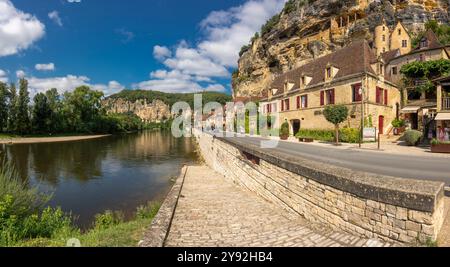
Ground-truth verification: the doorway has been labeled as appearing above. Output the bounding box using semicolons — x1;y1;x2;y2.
378;116;385;134
292;119;301;136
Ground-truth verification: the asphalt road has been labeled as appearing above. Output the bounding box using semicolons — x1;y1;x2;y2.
224;136;450;185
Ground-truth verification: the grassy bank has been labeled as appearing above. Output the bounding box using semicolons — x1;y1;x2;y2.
15;203;160;247
0;159;160;247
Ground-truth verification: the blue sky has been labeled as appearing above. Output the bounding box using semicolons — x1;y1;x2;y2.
0;0;286;96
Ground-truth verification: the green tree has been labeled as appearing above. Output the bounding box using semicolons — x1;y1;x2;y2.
45;88;62;133
61;86;104;133
323;105;349;145
7;83;18;133
31;93;52;134
16;79;30;135
0;82;8;132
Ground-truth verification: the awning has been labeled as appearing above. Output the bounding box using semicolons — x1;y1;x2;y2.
400;106;421;114
435;113;450;121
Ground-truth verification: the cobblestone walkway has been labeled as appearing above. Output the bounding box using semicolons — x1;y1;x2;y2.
165;166;391;247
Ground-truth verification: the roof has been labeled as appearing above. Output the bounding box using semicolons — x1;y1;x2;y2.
412;29;442;51
380;49;400;64
268;40;379;97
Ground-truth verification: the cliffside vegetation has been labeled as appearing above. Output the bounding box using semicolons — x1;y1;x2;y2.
412;20;450;46
400;59;450;92
108;90;232;109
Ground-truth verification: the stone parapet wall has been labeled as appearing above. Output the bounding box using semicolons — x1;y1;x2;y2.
195;131;445;244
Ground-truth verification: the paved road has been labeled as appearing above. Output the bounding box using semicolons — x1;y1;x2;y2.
224;136;450;185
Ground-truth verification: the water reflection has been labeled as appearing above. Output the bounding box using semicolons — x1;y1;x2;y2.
0;131;197;228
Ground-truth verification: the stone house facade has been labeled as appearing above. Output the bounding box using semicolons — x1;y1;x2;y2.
260;40;401;135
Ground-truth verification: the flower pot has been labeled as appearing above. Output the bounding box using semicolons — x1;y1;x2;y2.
280;135;289;140
431;143;450;153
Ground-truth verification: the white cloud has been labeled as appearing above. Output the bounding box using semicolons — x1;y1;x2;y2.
116;28;135;44
35;63;55;71
133;70;225;93
153;45;172;61
145;0;285;93
0;69;8;83
16;70;25;78
48;11;63;27
23;75;123;97
0;0;45;57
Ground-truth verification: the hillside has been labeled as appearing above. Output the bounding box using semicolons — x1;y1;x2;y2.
232;0;450;98
104;90;232;122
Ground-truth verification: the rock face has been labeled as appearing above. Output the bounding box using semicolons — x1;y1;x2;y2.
233;0;450;98
103;98;171;122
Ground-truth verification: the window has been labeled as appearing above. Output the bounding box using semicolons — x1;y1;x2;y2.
352;84;362;102
419;54;425;62
301;76;305;86
382;26;385;31
376;87;388;105
402;40;408;48
281;99;290;111
398;29;401;35
382;35;386;42
420;39;428;49
326;67;332;79
321;89;335;106
301;95;308;109
392;66;398;75
379;63;384;75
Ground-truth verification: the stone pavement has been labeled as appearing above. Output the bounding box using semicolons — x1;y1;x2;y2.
165;166;392;247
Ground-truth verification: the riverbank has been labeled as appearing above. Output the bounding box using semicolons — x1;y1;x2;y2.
0;134;111;144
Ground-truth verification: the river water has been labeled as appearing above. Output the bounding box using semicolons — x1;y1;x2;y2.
0;131;197;229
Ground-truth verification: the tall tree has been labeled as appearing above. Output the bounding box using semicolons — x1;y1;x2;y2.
7;83;18;133
16;79;30;135
323;105;349;145
0;82;8;132
45;88;62;133
31;93;52;134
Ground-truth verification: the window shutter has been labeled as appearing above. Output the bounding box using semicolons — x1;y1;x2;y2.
376;87;380;104
297;96;300;109
305;95;308;108
281;100;284;111
286;99;290;111
320;91;324;106
331;89;335;105
384;89;388;105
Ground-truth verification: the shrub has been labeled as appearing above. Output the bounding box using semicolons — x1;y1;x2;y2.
392;119;406;128
94;210;124;230
135;202;161;220
280;121;290;139
404;130;423;146
296;129;334;142
340;128;361;144
323;105;349;144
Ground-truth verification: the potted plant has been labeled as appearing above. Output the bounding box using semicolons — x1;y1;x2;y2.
280;121;290;140
392;119;406;135
431;139;450;153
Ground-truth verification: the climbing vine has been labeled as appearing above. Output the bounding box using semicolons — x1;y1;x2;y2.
400;59;450;92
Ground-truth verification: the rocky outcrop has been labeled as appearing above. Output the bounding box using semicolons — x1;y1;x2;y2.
103;98;171;122
233;0;449;98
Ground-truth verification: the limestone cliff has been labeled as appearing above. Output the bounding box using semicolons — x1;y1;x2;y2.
232;0;450;98
103;98;171;123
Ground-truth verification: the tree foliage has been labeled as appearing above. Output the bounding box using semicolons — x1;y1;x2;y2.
0;82;8;131
400;59;450;92
323;105;349;145
412;20;450;47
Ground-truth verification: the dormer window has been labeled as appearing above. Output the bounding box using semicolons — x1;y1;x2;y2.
284;81;294;91
379;63;384;75
300;75;311;88
301;76;305;86
420;39;428;49
326;67;332;79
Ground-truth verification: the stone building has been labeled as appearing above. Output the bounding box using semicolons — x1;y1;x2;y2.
260;40;401;135
374;20;411;56
384;29;450;131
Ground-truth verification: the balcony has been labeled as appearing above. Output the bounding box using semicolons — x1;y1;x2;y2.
443;97;450;111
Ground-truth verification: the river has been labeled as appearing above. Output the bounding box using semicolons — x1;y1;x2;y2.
0;131;197;229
